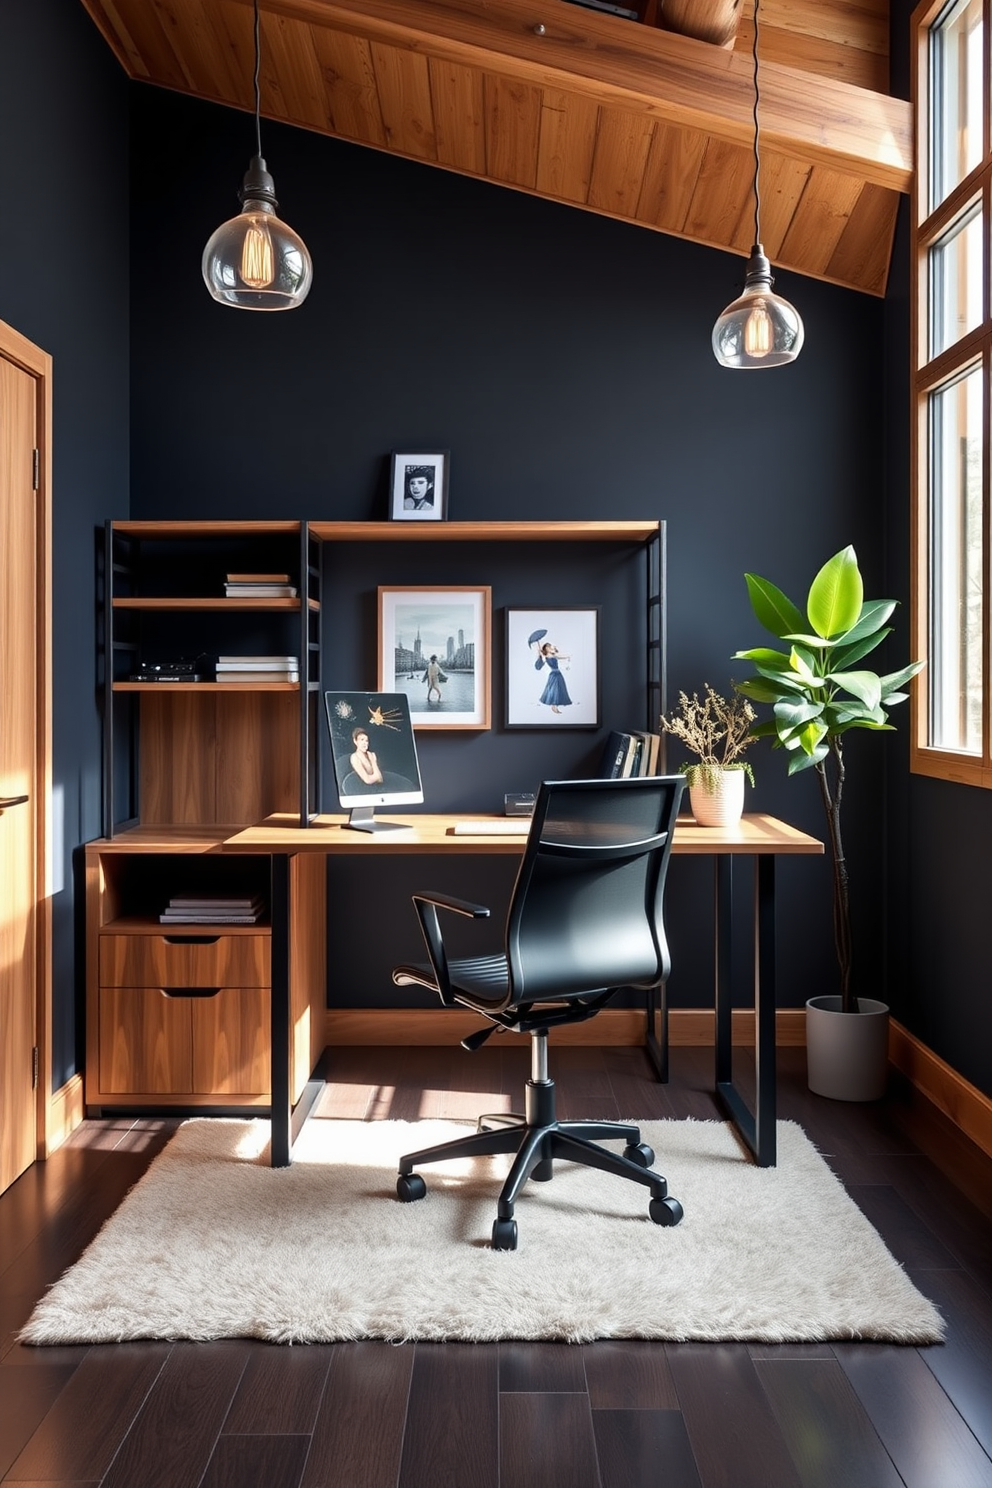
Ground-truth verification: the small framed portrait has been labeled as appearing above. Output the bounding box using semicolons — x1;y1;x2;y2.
505;607;601;728
389;450;449;522
378;585;491;729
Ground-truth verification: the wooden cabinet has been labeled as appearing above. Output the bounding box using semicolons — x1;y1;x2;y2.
85;833;325;1111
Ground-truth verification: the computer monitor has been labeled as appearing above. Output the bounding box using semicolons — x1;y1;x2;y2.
323;690;425;832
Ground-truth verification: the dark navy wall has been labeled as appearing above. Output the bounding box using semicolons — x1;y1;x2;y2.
128;85;893;1019
0;0;130;1085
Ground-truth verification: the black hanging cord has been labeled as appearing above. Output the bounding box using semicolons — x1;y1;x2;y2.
751;0;761;246
253;0;263;160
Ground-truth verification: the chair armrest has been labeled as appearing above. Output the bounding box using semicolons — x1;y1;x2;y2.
408;892;490;1008
412;891;490;919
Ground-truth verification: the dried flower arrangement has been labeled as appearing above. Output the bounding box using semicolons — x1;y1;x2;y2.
659;685;756;795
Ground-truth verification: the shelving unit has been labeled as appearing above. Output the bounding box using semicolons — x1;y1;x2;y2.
86;517;663;1115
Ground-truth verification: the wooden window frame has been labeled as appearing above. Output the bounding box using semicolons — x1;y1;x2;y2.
911;0;992;785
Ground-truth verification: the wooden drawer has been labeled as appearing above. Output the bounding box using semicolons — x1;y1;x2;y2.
100;933;269;988
99;985;270;1097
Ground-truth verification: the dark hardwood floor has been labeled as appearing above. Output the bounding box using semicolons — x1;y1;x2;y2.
2;1043;992;1488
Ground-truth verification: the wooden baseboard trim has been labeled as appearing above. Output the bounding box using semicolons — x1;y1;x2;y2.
889;1019;992;1164
45;1073;84;1155
325;1008;807;1047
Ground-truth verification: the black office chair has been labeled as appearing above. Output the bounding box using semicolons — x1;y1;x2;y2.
392;776;686;1250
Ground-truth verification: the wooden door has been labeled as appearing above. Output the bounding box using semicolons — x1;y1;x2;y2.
0;350;39;1193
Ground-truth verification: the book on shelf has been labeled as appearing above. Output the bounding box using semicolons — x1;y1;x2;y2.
165;894;264;909
215;657;299;669
630;729;662;776
597;729;633;779
223;583;298;598
159;912;264;924
224;573;290;584
215;670;300;683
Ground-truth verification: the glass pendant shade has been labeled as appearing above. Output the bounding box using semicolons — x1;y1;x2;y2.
203;156;312;311
712;245;804;368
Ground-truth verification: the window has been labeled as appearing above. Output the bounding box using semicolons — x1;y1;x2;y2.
912;0;990;785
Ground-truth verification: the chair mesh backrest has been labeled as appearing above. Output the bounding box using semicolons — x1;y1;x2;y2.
504;777;684;1005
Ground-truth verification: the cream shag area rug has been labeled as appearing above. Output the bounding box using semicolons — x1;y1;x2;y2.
22;1117;944;1346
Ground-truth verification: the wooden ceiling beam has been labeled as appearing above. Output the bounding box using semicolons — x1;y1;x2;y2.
658;0;743;49
247;0;910;192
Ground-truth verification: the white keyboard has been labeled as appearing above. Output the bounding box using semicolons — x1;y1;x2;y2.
451;819;531;835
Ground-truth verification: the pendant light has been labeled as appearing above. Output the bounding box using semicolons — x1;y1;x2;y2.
202;0;313;310
711;0;803;367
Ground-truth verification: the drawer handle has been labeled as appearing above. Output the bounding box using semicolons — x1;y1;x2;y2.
161;987;222;999
162;934;221;946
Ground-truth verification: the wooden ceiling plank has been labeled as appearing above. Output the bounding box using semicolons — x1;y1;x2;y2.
257;0;911;191
825;181;899;297
430;58;487;174
683;136;755;245
257;13;331;132
152;0;247;103
370;40;438;162
755;0;888;57
99;0;193;91
536;88;599;203
587;107;657;219
747;151;812;259
745;23;888;92
80;0;154;78
635;122;708;232
309;27;388;147
484;74;543;190
778;163;865;274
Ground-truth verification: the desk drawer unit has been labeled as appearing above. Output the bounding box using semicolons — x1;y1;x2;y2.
97;933;271;1102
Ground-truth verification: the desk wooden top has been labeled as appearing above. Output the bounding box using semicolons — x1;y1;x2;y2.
221;812;824;857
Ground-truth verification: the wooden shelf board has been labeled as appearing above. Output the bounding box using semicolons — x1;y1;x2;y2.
100;915;270;934
88;825;251;853
307;520;660;542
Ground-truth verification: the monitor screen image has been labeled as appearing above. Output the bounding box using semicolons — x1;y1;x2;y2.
323;691;424;832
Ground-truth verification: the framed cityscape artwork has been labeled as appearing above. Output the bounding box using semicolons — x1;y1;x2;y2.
378;585;491;729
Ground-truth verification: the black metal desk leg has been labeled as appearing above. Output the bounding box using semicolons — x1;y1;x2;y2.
714;855;733;1088
753;853;777;1167
269;852;292;1167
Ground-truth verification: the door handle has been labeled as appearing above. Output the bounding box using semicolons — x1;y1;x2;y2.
0;794;29;813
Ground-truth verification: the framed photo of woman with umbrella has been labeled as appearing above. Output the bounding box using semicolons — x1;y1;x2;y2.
504;608;600;728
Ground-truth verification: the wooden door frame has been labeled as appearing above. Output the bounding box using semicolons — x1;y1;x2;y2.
0;316;53;1160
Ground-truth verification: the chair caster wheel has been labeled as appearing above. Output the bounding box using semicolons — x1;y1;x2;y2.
624;1141;655;1168
397;1173;426;1203
492;1218;518;1251
649;1195;683;1227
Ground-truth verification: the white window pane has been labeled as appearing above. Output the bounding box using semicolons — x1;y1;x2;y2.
929;202;984;356
930;0;983;209
929;366;984;753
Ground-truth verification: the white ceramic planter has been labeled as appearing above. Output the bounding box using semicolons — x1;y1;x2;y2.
688;767;746;827
806;994;890;1101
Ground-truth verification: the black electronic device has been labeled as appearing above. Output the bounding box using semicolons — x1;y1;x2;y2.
130;659;204;683
324;690;424;832
504;792;536;816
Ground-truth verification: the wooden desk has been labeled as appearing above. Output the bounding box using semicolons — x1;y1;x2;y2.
224;812;823;1167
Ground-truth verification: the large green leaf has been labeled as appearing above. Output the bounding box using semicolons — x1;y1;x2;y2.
837;598;897;645
826;669;882;710
744;573;805;640
736;676;795;704
774;699;824;730
807;546;863;639
830;629;893;670
788;743;827;773
878;660;925;692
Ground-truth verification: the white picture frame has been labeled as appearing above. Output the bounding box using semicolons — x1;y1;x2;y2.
388;450;449;521
505;607;601;728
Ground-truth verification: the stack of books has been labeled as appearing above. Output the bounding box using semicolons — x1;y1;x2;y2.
215;655;300;683
159;893;266;924
598;728;662;779
224;572;298;598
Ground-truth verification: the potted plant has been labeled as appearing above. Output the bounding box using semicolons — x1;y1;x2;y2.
659;684;756;826
733;544;923;1099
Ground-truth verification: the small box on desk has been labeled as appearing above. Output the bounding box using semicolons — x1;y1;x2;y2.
504;792;536;817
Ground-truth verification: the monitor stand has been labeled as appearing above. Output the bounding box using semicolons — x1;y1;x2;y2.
344;805;412;834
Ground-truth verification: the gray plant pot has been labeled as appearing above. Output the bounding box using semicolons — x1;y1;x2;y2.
805;995;890;1102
